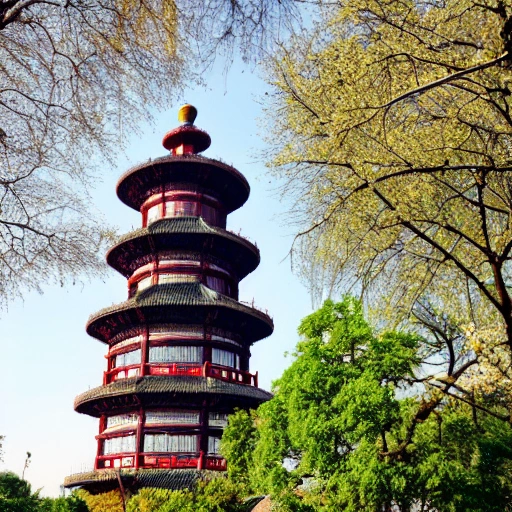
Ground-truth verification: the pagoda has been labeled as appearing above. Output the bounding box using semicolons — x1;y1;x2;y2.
64;105;273;491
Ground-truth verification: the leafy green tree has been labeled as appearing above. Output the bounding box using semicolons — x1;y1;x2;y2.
223;299;512;511
74;489;123;512
126;488;188;512
0;472;88;512
266;0;512;399
0;471;41;511
40;495;89;512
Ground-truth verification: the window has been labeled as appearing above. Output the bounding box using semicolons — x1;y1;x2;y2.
208;412;228;428
149;345;203;363
159;273;199;284
212;348;235;368
206;276;226;294
201;204;220;225
114;349;141;368
105;414;138;431
144;434;198;453
166;201;197;218
103;435;136;455
146;205;160;225
146;410;200;425
137;276;152;292
208;436;221;455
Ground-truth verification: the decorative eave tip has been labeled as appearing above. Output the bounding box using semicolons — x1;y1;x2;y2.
162;104;211;155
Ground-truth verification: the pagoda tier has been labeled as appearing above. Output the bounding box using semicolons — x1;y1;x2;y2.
64;105;274;491
106;217;260;288
116;154;250;218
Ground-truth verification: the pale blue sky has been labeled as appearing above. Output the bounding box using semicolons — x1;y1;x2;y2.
0;62;312;496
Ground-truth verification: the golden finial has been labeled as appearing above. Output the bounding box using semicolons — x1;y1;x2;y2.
178;104;197;125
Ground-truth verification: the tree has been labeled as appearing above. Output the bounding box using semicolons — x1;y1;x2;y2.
74;489;123;512
78;479;245;512
0;472;88;512
40;495;89;512
223;299;512;511
0;0;298;308
266;0;512;398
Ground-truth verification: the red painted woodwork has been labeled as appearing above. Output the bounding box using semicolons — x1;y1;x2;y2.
103;362;258;386
69;106;272;488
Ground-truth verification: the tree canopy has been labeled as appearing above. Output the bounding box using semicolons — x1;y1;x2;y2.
266;0;512;398
222;298;512;511
0;471;88;511
0;0;298;308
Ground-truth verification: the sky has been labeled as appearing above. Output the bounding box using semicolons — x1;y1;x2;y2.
0;61;313;497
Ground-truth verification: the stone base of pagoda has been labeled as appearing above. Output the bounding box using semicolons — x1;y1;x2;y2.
63;468;223;492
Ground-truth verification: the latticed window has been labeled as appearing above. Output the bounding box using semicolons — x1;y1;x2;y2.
103;435;136;455
144;434;198;453
206;275;227;294
208;412;228;428
159;273;199;284
146;205;160;225
200;204;223;225
145;410;200;425
115;349;141;367
165;201;198;218
105;413;138;431
212;348;239;368
149;345;203;363
208;436;222;454
138;275;153;292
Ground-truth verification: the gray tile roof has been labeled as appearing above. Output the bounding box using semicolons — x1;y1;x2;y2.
74;375;273;416
64;468;219;490
86;282;273;343
107;217;259;279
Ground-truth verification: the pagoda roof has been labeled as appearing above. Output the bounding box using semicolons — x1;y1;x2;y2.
74;376;273;416
107;217;259;279
64;468;213;490
116;154;250;213
87;282;273;343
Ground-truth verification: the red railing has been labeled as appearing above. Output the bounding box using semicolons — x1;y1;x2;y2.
204;362;258;387
96;452;226;471
104;362;258;387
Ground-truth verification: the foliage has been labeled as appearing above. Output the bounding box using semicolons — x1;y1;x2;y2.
74;489;123;512
0;0;298;308
223;299;512;511
0;471;87;512
76;478;245;512
40;495;89;512
266;0;512;398
125;488;189;512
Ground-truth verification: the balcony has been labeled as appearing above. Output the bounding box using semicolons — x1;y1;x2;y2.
104;362;258;387
96;452;226;471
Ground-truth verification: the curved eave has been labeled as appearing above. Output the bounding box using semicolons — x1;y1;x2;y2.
116;154;250;213
64;468;214;490
86;283;273;344
74;376;273;416
106;217;260;279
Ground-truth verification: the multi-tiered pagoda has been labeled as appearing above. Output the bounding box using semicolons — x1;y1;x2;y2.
64;105;273;491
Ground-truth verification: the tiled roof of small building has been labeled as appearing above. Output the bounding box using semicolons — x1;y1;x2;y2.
86;282;273;343
74;375;273;416
107;217;259;278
